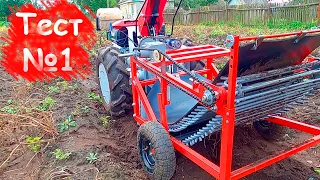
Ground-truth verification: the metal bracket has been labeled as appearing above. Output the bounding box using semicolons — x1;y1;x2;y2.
251;35;264;50
294;31;307;44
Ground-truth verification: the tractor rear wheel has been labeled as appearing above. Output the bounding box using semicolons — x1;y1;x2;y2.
253;120;286;140
97;47;132;117
137;121;176;180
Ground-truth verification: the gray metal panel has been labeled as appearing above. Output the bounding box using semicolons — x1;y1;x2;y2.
140;75;198;124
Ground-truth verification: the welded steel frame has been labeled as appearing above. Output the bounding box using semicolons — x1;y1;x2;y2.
130;30;320;180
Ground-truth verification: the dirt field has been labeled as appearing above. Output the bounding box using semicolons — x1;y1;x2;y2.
0;25;320;180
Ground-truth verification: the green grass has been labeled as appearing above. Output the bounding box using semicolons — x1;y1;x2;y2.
26;136;42;152
37;97;56;111
0;21;8;27
51;149;71;160
0;21;8;33
200;19;318;32
267;19;317;30
86;153;98;164
58;115;77;133
87;92;103;103
99;115;111;127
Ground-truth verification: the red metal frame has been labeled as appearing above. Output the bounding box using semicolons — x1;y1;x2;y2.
130;30;320;180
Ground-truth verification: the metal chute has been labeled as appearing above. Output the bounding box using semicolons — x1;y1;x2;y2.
214;34;320;83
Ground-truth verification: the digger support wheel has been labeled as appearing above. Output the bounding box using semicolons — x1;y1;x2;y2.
137;121;176;180
253;120;286;140
97;47;132;117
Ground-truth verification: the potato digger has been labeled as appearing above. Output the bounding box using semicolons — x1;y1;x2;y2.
96;0;320;179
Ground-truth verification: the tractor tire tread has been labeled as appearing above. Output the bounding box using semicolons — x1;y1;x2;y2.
253;120;287;140
112;74;123;90
116;63;131;76
120;84;133;95
97;46;132;117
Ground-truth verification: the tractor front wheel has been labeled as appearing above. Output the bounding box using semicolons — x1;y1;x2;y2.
97;47;132;117
137;121;176;180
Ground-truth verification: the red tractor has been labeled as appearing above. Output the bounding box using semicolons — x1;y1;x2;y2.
96;0;320;179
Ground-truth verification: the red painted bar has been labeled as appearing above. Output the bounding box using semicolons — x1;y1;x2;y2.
166;45;215;54
169;47;222;58
231;134;320;180
171;137;220;179
240;29;320;41
131;57;140;116
133;76;157;121
130;33;320;180
219;36;240;180
267;116;320;135
173;50;230;62
133;59;204;98
152;50;230;67
134;116;148;125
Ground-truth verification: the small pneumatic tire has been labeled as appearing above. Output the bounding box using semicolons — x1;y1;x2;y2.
253;120;286;140
137;121;176;180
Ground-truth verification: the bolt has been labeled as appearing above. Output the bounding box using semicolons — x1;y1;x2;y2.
226;112;230;116
132;103;135;106
133;114;136;117
226;120;229;124
202;95;207;102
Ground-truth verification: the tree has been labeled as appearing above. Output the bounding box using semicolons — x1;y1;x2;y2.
0;0;30;17
72;0;118;14
174;0;229;10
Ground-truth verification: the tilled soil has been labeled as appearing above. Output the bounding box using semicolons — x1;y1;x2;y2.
0;27;320;180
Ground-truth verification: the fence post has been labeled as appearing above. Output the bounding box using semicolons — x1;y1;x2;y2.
318;2;320;24
267;4;271;25
225;3;229;22
197;8;201;24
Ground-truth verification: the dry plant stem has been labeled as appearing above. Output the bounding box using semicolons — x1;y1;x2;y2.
82;167;100;180
3;168;24;174
0;144;20;169
48;171;72;180
0;113;57;135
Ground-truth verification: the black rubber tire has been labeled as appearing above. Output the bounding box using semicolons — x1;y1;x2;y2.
137;121;176;180
96;46;132;117
253;120;286;140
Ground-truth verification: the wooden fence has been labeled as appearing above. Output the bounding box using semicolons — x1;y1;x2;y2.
164;2;320;26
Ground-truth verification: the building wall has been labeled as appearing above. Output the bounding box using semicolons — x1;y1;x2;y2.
119;1;144;19
166;0;175;9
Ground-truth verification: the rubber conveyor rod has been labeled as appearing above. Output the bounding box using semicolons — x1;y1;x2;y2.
239;80;299;97
220;61;320;84
236;81;320;107
236;86;318;113
236;79;320;103
240;69;320;92
236;95;310;122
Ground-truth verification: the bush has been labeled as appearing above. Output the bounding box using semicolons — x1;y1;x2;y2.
0;21;9;27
